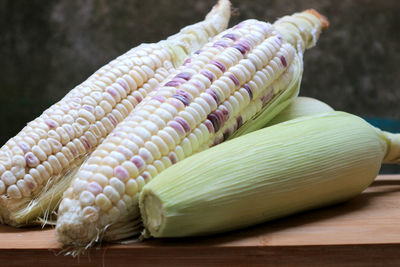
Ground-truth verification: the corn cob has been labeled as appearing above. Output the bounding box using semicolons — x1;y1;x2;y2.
0;0;231;226
139;111;399;238
56;9;328;247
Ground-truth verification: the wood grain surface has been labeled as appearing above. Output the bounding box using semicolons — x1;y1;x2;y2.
1;175;400;266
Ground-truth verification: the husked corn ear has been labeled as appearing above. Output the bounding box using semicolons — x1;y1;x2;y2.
139;111;395;238
56;9;327;247
0;0;231;226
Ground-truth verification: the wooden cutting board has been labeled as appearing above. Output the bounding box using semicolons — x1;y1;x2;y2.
1;175;400;267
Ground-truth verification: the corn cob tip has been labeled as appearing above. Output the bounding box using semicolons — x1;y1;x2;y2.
206;0;232;20
304;9;330;29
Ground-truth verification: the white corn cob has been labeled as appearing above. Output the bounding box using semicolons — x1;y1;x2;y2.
56;10;328;247
0;0;231;226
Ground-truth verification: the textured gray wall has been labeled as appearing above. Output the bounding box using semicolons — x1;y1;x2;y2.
1;0;399;168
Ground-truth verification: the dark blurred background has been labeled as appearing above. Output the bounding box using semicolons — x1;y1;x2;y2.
0;0;399;172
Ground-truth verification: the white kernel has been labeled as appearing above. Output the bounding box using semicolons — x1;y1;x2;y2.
7;185;21;199
0;180;5;194
161;156;172;169
104;185;120;203
146;165;158;178
110;151;126;163
125;179;138;196
138;147;154;164
11;166;25;179
48;138;62;154
82;206;99;223
181;138;192;156
12;155;26;168
153;160;165;173
101;117;114;132
110;177;125;195
136;176;146;191
175;146;185;161
101;156;119;168
121;161;139;178
48;155;62;174
95;193;112;211
32;145;47;162
72;123;84;137
79;190;95;206
56;152;69;169
17;179;31;197
163;127;180;146
2;171;16;186
92;173;109;187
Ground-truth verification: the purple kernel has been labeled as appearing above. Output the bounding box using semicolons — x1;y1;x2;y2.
243;83;253;100
223;130;231;141
83;105;94;113
236;116;243;128
206;89;220;105
168;152;178;164
152;95;166;103
172;94;190;106
220;106;229;118
176;89;192;100
108;114;118;126
261;89;274;106
81;136;91;150
233;44;246;55
239;40;252;51
194;49;203;55
229;74;240;87
213;40;229;48
215;110;225;125
169;98;185;110
280;55;287;67
183;58;192;66
142;172;150;180
106;87;119;98
168;120;186;136
164;80;181;87
173;78;188;84
200;70;216;82
131;156;146;171
25;152;39;167
18;142;30;153
175;117;191;133
114;166;129;181
135;94;143;102
87;182;103;195
117;79;130;92
204;120;214;133
222;33;238;41
175;72;191;81
45;119;58;129
207;113;220;132
210;60;226;72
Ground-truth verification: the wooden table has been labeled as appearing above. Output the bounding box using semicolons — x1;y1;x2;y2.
1;175;400;266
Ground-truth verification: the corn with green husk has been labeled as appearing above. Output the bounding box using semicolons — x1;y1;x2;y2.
264;96;333;126
0;0;231;227
56;9;328;248
139;111;400;238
